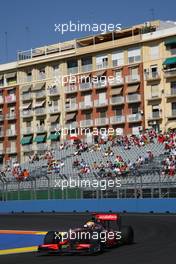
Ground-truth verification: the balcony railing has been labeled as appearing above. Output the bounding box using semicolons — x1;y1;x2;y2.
34;108;46;116
146;72;160;81
5;95;16;103
67;67;78;74
7;129;17;137
127;113;142;122
166;88;176;98
36;143;48;151
35;126;46;133
95;117;109;126
65;103;78;111
79;101;93;110
35;90;46;98
22;144;33;152
148;112;162;120
93;81;107;89
126;94;141;103
81;64;92;72
21;110;33;118
22;93;33;101
65;85;78;93
80;119;93;127
79;82;92;91
109;77;124;86
94;99;108;107
6;147;17;154
6;113;16;120
110;96;124;105
110;115;125;124
96;62;108;69
49;106;60;114
164;68;176;78
50;124;61;132
65;122;78;129
147;93;161;100
22;127;33;134
168;109;176;118
125;74;140;83
48;87;60;96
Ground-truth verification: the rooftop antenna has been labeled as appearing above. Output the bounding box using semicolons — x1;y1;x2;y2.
4;31;8;62
149;8;155;21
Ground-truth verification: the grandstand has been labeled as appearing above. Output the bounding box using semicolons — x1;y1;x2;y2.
0;130;176;201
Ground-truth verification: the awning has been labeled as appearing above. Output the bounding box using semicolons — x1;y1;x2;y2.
49;115;60;123
21;85;32;93
22;103;32;110
31;82;45;91
165;37;176;46
47;133;60;141
66;113;76;122
0;75;3;81
128;85;139;94
33;135;46;143
34;100;45;108
21;136;32;145
111;88;122;95
5;72;16;79
94;70;106;78
163;57;176;65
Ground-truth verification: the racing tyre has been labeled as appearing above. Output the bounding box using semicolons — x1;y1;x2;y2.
120;225;134;245
44;231;61;244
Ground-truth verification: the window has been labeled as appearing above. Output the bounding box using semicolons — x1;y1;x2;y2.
130;67;138;77
128;47;141;63
151;84;159;98
115;107;122;116
39;68;45;80
152;105;160;118
112;51;124;67
81;57;92;72
99;92;106;103
150;65;158;77
53;65;60;77
150;45;159;60
84;95;91;106
172;102;176;113
100;110;106;118
131;105;139;114
96;54;108;69
171;82;176;95
26;70;32;82
85;112;91;120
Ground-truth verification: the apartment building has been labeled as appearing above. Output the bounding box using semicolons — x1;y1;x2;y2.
0;20;176;163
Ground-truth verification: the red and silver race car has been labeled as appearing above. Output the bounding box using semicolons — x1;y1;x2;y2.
37;213;134;255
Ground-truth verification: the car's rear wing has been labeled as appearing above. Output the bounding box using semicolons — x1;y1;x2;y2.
92;213;121;222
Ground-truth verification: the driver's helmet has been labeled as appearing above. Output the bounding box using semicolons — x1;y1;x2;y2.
84;221;95;228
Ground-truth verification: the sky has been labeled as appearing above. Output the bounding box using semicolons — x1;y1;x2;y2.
0;0;176;63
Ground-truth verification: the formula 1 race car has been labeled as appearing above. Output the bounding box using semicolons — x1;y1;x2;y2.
37;213;134;255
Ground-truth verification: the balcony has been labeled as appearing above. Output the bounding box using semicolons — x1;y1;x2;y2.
96;62;108;69
109;77;124;87
167;109;176;118
34;107;46;116
94;99;108;107
110;96;124;105
5;95;16;103
79;101;93;110
110;115;125;124
22;93;33;101
95;117;109;126
79;82;92;91
48;106;60;114
147;93;162;101
7;129;17;137
127;113;142;123
6;147;17;154
48;87;60;96
164;68;176;78
125;74;140;83
67;67;78;74
35;90;46;99
35;126;47;133
148;112;162;120
166;88;176;98
126;94;141;103
65;122;78;129
146;72;161;82
21;110;33;118
65;103;78;111
80;119;93;127
22;127;33;134
6;113;16;120
36;143;48;151
65;85;78;93
50;124;60;132
22;144;33;152
93;81;107;89
81;64;92;72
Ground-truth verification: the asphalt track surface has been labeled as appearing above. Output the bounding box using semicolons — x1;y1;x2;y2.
1;213;176;264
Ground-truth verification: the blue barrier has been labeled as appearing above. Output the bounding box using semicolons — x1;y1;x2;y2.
0;199;176;213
